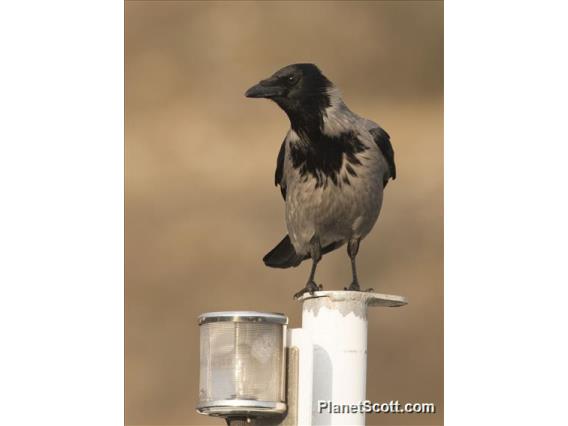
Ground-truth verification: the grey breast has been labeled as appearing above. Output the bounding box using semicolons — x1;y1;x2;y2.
282;125;386;255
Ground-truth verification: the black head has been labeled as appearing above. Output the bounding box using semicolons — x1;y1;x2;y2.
245;63;332;111
245;64;333;131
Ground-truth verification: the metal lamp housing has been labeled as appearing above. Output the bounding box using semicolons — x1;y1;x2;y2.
197;311;288;417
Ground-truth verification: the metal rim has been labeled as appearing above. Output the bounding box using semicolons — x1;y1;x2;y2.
198;311;288;325
197;399;287;416
297;290;408;307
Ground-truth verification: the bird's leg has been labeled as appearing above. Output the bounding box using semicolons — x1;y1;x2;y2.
345;238;374;292
293;236;323;299
345;238;361;290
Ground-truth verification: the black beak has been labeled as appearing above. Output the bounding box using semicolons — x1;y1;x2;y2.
245;79;285;99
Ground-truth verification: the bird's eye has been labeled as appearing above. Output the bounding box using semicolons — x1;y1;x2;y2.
287;75;296;83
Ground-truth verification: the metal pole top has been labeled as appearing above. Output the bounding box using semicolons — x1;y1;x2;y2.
298;291;407;319
297;290;407;307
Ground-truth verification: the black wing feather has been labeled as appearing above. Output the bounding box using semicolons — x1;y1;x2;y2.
275;140;286;199
370;126;396;186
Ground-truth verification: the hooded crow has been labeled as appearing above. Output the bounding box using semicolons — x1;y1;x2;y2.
245;63;396;299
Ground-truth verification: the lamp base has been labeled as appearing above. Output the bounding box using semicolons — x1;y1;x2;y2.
197;399;287;417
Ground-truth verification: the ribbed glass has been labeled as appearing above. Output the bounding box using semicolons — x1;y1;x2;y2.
199;321;286;404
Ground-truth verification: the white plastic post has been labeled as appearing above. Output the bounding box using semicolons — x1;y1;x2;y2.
299;291;407;426
286;328;313;425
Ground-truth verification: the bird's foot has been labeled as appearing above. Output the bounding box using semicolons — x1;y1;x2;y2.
293;281;323;300
344;281;374;292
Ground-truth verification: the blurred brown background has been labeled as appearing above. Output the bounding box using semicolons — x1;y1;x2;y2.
125;1;443;425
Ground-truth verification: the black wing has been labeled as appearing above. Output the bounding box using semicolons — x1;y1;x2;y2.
275;140;286;199
370;126;396;187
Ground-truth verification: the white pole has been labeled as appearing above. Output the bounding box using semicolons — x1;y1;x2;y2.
299;291;406;426
286;328;313;425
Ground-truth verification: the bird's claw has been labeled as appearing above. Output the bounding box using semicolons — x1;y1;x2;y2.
293;281;322;299
344;281;360;291
344;282;374;293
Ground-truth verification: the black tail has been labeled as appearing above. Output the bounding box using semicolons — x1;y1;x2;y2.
263;235;305;268
263;235;345;269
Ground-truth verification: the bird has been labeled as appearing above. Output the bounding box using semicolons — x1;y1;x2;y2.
245;63;396;299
